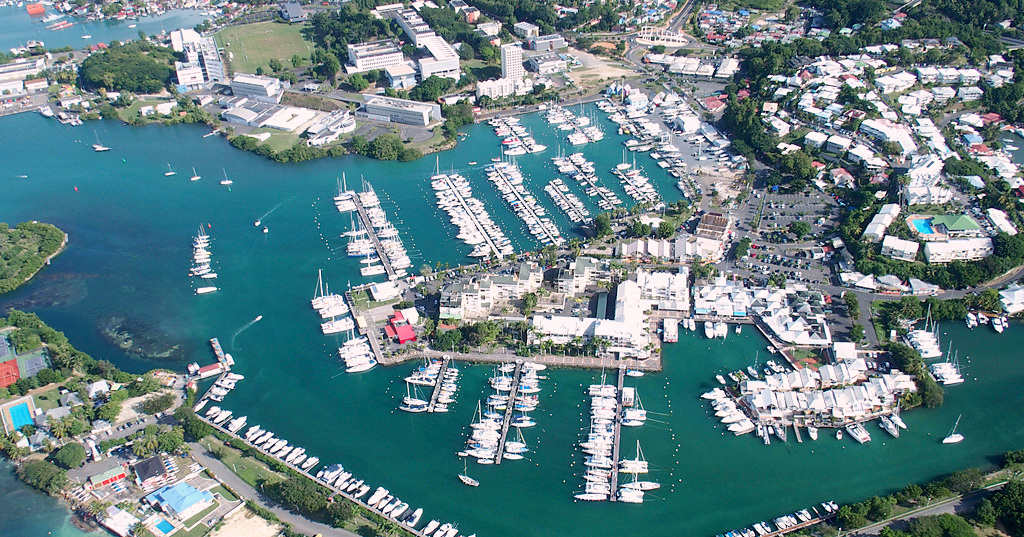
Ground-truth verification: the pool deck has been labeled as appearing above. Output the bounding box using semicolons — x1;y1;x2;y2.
0;395;36;434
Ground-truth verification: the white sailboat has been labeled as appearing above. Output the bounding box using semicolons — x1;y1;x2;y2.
458;459;479;487
942;414;964;444
164;163;177;176
220;169;233;185
92;131;110;152
190;167;201;181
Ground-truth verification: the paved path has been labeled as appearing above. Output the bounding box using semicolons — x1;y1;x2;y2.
846;483;1003;535
189;442;358;537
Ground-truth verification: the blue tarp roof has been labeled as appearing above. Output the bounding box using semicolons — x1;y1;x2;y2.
146;482;213;515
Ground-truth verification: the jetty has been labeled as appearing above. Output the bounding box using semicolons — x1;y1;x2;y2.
350;189;397;280
492;361;524;464
427;356;452;413
608;367;625;502
488;162;564;246
435;172;504;259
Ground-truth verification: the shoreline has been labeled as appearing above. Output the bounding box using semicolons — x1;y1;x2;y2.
6;229;67;294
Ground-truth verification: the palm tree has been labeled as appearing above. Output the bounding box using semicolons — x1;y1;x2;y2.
49;416;69;440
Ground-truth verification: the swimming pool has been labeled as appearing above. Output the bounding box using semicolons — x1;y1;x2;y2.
8;402;32;431
913;218;935;234
155;519;175;534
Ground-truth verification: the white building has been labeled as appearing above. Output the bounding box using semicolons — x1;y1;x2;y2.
171;30;225;87
418;35;461;80
987;208;1017;235
825;134;853;154
306;109;357;146
859;118;918;156
635;267;690;312
385;63;418;89
513;21;540;38
501;43;525;81
862;204;901;242
530;280;651;359
231;74;284;104
923;238;993;263
525;53;567;75
881;235;920;261
999;284;1024;314
0;57;45;83
347;40;405;73
476;76;533;99
904;154;952;205
362;94;441;126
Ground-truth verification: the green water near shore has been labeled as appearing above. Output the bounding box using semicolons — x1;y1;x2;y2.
1;111;1023;537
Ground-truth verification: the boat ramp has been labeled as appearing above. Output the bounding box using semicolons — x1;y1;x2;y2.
492;361;525;464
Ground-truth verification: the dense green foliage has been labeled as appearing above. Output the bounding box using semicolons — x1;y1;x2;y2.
51;443;87;469
141;392;176;415
409;75;455;103
885;341;944;408
16;459;68;494
879;513;976;537
0;222;64;294
265;477;354;527
79;41;175;93
991;480;1024;536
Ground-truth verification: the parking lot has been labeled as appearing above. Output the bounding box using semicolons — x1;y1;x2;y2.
754;190;841;237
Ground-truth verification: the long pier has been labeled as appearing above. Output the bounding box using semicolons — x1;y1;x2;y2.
350;191;397;280
609;366;625;502
492;361;524;465
488;163;564;246
427;356;451;413
436;173;504;258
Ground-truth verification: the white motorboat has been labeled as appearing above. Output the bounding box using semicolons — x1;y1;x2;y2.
807;425;818;441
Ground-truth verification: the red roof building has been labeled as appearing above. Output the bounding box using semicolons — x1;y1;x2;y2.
0;359;19;388
385;311;417;344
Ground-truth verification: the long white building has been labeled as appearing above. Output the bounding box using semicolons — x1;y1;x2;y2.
347;40;404;73
361;94;442;126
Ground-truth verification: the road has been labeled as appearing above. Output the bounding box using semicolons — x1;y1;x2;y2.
847;483;1004;535
189;442;359;537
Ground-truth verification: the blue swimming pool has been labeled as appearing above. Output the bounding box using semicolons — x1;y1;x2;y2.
913;218;935;234
156;519;175;534
8;402;32;431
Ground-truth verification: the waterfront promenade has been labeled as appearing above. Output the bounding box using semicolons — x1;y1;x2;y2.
392;347;663;372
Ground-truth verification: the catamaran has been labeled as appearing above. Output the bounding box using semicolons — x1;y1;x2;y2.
164;163;176;176
942;414;964;444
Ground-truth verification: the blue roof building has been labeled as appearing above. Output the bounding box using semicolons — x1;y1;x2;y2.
145;482;215;520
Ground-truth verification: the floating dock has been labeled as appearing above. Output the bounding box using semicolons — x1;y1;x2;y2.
493;361;524;465
350;190;397;280
435;172;504;259
427;356;452;413
609;366;625;502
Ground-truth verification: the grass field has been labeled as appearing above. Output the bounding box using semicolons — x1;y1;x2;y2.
214;22;313;75
204;437;285;488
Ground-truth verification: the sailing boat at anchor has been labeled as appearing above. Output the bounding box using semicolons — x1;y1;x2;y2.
942;414;964;444
458;459;479;487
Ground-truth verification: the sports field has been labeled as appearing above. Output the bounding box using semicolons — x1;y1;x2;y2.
214;22;313;75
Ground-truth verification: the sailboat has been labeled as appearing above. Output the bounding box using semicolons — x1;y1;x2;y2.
190;167;201;181
458;459;479;487
220;169;233;185
164;163;176;176
92;131;110;152
942;414;964;444
618;440;648;474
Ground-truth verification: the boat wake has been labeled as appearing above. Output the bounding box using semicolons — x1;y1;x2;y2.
230;315;264;349
255;196;296;226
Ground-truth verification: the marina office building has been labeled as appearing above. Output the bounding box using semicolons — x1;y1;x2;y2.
361;94;441;127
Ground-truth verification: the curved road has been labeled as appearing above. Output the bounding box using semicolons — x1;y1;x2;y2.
189;442;358;537
846;483;1004;535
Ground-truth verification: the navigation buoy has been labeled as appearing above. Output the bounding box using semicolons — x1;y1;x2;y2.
74;186;78;191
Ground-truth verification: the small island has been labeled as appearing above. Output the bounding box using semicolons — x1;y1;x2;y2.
0;222;67;294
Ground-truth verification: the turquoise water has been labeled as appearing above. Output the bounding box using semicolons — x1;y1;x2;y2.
0;6;209;51
913;218;935;234
156;518;174;533
0;461;100;537
9;402;32;430
0;112;1023;537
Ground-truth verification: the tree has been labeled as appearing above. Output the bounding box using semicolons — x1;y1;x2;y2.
369;133;403;161
850;323;865;343
16;459;68;494
141;392;176;415
458;43;474;60
975;498;997;526
348;74;369;91
789;220;811;239
593;213;613;238
351;134;370;155
268;58;283;72
991;480;1024;535
51;443;86;469
291;54;303;68
435;327;463;351
522;292;538;315
844;293;860;320
906;514;975;537
656;221;675;239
